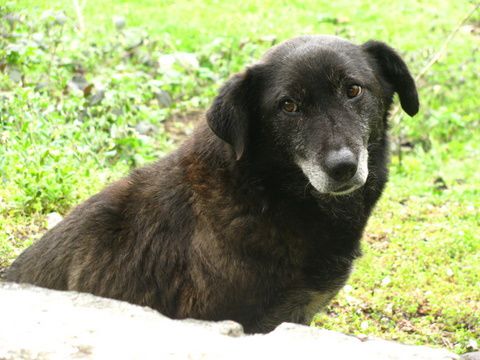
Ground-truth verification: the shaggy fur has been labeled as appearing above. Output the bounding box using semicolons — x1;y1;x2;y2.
5;35;418;333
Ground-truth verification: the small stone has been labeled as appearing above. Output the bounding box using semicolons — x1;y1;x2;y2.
158;54;176;71
381;276;391;286
175;52;199;70
135;122;157;135
69;75;89;92
34;81;49;92
345;295;361;306
385;303;394;314
155;90;172;108
5;13;21;28
32;32;44;44
54;11;67;25
41;10;54;21
113;16;126;30
88;89;105;106
158;53;199;71
357;333;369;341
7;67;22;83
468;339;478;351
433;84;442;94
46;212;63;229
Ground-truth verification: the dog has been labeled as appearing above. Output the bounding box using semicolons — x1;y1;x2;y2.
5;35;418;333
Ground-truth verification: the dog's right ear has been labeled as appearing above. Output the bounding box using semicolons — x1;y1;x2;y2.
207;65;265;160
362;40;419;117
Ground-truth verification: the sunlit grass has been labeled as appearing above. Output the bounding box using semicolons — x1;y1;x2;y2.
1;0;479;354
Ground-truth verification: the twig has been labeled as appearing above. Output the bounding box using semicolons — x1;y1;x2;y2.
72;0;86;32
392;2;480;123
415;4;479;82
392;3;480;165
46;25;64;77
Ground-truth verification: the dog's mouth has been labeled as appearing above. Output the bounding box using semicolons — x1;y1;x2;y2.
328;182;363;196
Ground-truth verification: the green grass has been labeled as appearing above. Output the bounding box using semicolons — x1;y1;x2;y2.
1;0;479;354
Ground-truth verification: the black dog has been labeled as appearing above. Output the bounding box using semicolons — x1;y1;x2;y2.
5;35;418;333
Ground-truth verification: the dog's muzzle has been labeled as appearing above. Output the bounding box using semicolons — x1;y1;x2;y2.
296;147;369;195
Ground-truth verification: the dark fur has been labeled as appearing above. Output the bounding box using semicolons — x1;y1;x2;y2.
5;36;418;333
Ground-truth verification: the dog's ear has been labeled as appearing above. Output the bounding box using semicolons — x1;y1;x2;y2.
207;65;265;160
362;40;419;117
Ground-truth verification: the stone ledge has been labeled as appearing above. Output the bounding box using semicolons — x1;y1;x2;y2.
0;282;461;359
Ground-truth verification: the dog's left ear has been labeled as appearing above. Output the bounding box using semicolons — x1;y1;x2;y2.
362;40;419;117
207;65;265;160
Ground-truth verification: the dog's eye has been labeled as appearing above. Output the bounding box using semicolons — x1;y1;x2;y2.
281;99;299;113
347;85;362;98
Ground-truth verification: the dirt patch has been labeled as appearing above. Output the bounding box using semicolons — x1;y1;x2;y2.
164;110;204;144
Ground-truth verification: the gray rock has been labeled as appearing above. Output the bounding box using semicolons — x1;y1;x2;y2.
135;121;158;135
88;89;105;106
113;16;126;30
54;11;67;26
46;212;63;229
7;68;22;83
155;89;173;108
0;282;460;359
462;352;480;360
68;75;89;92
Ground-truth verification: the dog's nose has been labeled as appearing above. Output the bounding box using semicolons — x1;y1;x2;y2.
324;148;358;183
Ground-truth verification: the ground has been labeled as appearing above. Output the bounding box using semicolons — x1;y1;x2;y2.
0;0;479;354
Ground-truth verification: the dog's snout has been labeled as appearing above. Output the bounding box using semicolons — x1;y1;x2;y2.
324;148;358;183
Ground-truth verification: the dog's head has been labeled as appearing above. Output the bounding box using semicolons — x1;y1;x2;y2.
207;35;419;196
